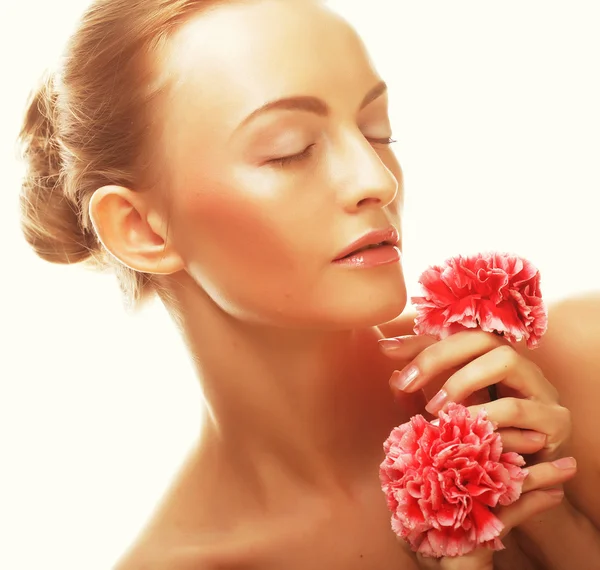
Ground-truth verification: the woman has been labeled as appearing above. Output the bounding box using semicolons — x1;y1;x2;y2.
18;0;600;568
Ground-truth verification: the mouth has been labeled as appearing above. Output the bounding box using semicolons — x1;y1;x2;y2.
333;226;400;261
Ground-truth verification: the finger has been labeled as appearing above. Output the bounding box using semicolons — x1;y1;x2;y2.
465;399;571;456
381;335;449;401
467;398;568;432
460;388;493;413
497;488;565;534
521;457;577;493
426;346;557;414
378;334;438;360
388;330;507;393
496;428;547;454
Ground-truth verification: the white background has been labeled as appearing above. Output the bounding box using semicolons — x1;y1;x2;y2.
1;1;599;568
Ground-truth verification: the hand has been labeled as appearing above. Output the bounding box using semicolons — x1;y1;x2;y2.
379;331;577;569
417;467;572;570
380;330;572;463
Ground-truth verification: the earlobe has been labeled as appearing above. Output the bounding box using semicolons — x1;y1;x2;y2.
88;185;185;275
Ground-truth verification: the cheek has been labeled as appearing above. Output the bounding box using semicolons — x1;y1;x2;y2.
179;188;290;270
169;178;324;309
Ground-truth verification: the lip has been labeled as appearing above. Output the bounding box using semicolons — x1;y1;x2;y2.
333;226;400;261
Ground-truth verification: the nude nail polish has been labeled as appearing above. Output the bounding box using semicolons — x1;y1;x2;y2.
552;457;577;470
425;389;448;415
378;338;403;351
390;366;419;391
523;430;546;442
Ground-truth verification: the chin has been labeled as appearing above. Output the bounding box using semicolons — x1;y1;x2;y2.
206;264;408;331
345;295;408;329
311;271;409;330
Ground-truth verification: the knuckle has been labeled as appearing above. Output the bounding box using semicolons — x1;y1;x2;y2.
546;403;572;431
557;405;573;434
507;397;526;417
413;345;437;375
561;405;572;424
494;344;519;368
538;405;572;455
547;383;560;403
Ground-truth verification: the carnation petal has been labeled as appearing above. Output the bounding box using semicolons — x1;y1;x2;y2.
381;402;526;558
470;500;504;543
411;252;548;350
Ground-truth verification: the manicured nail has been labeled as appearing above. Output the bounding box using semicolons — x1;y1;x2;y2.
390;366;419;391
425;389;449;415
430;419;440;426
379;338;403;351
545;488;565;498
552;457;577;470
523;430;546;443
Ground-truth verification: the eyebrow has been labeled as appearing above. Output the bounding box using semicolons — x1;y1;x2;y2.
234;80;388;132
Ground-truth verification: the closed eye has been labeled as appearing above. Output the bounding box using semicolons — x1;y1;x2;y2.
267;144;316;167
367;137;397;145
266;136;395;168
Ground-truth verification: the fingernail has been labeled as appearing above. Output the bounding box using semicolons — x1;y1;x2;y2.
430;419;440;426
390;366;419;391
425;389;449;415
378;338;403;351
546;488;565;498
523;430;546;443
552;457;577;470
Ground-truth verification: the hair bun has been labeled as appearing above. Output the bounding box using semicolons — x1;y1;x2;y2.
19;74;95;265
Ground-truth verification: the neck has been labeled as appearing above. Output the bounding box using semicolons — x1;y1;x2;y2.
165;278;418;501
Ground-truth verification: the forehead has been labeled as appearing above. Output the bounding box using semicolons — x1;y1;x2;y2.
160;0;381;130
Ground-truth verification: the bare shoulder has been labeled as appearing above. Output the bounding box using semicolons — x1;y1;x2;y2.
110;447;251;570
113;521;287;570
516;291;600;433
113;540;233;570
523;291;600;525
521;291;600;386
112;538;205;570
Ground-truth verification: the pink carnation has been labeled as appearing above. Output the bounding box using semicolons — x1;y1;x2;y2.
380;404;527;558
411;252;547;349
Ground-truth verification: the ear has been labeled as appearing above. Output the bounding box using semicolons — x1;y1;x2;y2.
88;185;185;275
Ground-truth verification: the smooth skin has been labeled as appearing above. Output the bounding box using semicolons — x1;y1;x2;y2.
379;295;600;570
86;1;600;568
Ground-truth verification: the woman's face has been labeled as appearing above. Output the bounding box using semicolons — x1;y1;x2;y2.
158;0;406;328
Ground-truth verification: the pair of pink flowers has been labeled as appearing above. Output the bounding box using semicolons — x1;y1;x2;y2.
379;252;548;558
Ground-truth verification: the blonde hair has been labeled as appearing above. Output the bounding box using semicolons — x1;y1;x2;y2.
18;0;222;307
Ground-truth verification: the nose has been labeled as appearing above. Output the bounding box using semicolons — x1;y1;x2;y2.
332;134;399;213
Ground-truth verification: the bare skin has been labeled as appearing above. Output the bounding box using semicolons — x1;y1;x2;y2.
113;301;600;570
87;1;600;568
